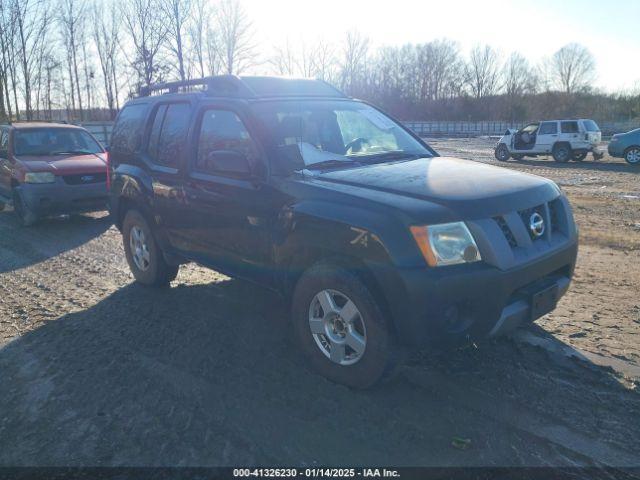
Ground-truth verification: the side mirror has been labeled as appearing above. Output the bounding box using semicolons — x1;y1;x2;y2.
206;150;252;176
104;145;110;153
270;144;305;175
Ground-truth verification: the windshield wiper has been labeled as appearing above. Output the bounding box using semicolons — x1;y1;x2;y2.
54;150;94;155
304;159;361;170
359;151;426;162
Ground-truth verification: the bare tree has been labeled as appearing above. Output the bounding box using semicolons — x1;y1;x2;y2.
163;0;192;82
188;0;211;78
124;0;169;91
92;1;120;118
547;43;595;94
308;39;336;82
340;31;369;94
215;0;257;75
58;0;87;120
503;52;536;97
12;0;51;119
270;40;297;76
466;44;502;99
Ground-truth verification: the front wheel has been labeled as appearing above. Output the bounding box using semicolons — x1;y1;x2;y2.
552;144;572;163
123;209;179;286
291;262;397;389
494;144;510;161
624;147;640;165
12;189;38;226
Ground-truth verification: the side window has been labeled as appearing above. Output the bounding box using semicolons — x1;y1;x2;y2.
194;109;258;175
111;104;147;153
561;121;579;134
539;122;557;135
147;103;191;168
0;130;8;157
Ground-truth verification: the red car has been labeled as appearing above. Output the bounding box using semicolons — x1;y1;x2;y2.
0;122;108;226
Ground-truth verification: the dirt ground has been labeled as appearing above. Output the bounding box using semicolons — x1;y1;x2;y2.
0;138;639;471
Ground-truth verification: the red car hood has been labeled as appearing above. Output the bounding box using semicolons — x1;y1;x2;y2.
17;153;107;175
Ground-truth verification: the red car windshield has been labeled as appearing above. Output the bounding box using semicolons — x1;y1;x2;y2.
14;128;103;156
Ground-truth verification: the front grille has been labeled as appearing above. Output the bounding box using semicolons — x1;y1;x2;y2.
62;172;107;185
548;200;560;233
494;216;517;247
494;198;566;248
519;205;547;241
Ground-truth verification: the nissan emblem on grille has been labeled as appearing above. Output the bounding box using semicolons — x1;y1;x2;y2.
529;212;545;238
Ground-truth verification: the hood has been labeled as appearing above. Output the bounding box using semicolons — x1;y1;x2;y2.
17;153;107;175
307;156;560;219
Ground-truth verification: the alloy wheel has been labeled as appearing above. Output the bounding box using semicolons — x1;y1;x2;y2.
626;148;640;165
129;225;151;271
308;289;367;366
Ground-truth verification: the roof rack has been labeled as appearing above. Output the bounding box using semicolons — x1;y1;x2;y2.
138;75;256;98
137;75;348;100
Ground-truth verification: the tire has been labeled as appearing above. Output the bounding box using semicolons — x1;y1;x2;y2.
12;189;38;226
511;154;524;161
572;152;587;162
552;143;572;163
291;262;398;389
624;146;640;165
494;144;510;162
122;209;179;286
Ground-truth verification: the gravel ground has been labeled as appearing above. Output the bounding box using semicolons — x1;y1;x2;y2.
0;138;638;470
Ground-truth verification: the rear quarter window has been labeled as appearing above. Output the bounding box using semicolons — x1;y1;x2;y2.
111;104;148;154
561;121;579;134
582;120;600;132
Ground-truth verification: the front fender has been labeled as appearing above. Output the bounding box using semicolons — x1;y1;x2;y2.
273;199;423;271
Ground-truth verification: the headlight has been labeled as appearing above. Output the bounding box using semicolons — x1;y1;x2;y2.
24;172;55;184
410;222;481;267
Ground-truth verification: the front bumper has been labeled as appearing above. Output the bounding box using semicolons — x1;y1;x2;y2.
19;180;108;215
368;239;578;348
607;142;624;158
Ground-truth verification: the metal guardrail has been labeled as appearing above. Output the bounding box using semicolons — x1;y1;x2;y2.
404;120;640;138
404;121;525;137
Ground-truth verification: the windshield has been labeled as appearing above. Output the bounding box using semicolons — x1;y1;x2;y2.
14;128;103;156
583;120;600;132
251;100;432;167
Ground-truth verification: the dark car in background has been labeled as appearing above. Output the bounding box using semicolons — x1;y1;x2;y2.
109;76;578;388
608;127;640;165
0;122;108;226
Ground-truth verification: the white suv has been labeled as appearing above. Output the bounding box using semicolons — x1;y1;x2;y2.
495;119;603;162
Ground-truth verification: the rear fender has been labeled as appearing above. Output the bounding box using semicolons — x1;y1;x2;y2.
110;165;172;251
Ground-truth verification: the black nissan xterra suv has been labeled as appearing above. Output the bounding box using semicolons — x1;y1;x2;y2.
109;76;578;388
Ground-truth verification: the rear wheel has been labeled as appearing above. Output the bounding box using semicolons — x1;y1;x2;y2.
123;209;179;286
291;262;398;389
12;189;38;226
494;144;510;161
572;152;587;162
624;147;640;165
552;143;572;163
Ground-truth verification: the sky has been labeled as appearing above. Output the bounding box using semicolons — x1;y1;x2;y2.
241;0;640;93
